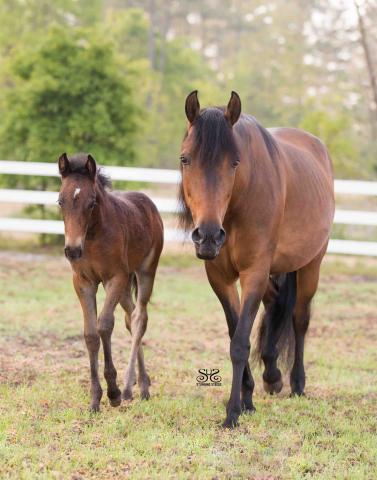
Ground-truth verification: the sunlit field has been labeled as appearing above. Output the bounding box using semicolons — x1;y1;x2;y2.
0;250;376;479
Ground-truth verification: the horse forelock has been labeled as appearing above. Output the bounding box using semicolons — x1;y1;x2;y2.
193;108;239;177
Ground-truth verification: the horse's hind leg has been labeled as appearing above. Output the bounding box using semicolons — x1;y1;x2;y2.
120;279;151;399
261;278;284;394
122;257;157;401
290;250;324;396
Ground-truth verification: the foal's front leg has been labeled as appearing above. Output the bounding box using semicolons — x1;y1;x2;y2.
98;276;125;407
73;275;102;411
224;269;268;428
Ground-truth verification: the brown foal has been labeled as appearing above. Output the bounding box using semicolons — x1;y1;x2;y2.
179;91;334;427
58;153;163;411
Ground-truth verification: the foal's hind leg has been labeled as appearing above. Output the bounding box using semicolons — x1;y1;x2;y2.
120;281;151;399
122;263;156;401
205;262;256;413
290;251;324;396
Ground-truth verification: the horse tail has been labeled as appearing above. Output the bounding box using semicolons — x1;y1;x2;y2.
254;272;297;368
130;272;138;302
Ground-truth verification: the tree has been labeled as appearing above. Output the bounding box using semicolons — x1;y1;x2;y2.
0;26;139;188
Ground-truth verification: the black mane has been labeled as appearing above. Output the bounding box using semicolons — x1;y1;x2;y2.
68;153;112;189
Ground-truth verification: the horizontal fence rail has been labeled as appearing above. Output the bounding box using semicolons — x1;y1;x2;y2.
1;160;377;194
0;161;377;255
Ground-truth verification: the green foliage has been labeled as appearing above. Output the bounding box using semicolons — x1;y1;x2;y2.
299;107;361;178
0;0;376;177
0;26;138;188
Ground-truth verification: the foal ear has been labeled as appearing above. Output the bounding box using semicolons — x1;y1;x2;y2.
225;91;241;126
185;90;200;124
58;152;70;177
86;154;97;181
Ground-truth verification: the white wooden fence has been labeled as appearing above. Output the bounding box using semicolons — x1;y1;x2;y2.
0;160;377;255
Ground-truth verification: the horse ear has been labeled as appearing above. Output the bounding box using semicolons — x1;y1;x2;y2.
185;90;200;124
225;91;241;126
58;152;70;177
86;154;97;181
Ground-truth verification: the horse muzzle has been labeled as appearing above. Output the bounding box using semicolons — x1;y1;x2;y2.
191;225;226;260
64;245;83;261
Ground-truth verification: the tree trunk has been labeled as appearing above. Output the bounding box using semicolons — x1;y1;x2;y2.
354;0;377;123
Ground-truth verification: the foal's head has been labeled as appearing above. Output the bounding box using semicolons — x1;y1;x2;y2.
58;152;102;261
179;90;241;260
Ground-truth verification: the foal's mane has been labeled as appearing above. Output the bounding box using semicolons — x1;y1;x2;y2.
68;153;112;190
178;109;279;231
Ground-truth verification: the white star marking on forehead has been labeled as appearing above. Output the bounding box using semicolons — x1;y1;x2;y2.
73;187;81;199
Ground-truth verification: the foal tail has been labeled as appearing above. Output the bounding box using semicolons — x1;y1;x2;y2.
254;272;297;368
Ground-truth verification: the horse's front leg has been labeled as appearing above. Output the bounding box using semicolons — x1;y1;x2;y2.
73;274;102;411
98;275;126;407
223;269;268;428
205;261;255;414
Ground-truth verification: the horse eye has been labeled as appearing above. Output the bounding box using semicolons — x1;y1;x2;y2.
180;154;190;166
89;200;97;209
232;159;240;169
57;198;63;207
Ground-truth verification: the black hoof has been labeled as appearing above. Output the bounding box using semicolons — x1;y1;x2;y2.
241;397;256;414
241;404;256;415
222;414;239;429
263;377;283;395
89;404;100;413
121;389;133;401
109;395;122;407
222;407;241;428
140;390;150;400
290;390;305;398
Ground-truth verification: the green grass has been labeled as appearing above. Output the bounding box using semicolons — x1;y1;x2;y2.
0;252;376;479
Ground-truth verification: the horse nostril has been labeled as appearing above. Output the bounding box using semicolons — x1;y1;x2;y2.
192;227;205;244
215;227;226;245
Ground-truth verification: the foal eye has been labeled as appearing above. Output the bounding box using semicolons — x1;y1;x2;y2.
57;198;63;207
88;200;97;209
180;154;190;166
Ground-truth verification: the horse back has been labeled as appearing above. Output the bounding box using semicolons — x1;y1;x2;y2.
268;127;335;271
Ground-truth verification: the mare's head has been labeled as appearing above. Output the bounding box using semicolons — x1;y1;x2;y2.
179;90;241;260
58;152;108;261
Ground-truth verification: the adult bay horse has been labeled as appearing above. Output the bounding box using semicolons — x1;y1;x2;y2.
179;91;334;428
58;153;163;411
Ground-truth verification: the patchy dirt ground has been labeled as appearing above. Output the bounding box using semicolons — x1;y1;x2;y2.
0;251;376;479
